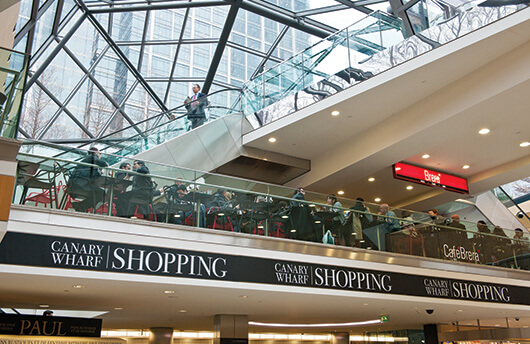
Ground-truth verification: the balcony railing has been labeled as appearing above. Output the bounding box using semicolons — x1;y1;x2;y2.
14;143;530;271
241;4;526;129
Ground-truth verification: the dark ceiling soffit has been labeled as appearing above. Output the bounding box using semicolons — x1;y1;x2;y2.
202;0;242;94
88;0;228;13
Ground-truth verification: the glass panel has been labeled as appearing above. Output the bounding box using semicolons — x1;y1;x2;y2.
15;144;530;271
0;48;29;138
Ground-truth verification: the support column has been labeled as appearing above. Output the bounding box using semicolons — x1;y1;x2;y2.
423;324;440;344
214;315;248;344
0;137;21;243
330;332;350;344
149;327;173;344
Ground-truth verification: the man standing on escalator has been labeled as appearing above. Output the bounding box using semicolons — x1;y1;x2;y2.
184;84;207;130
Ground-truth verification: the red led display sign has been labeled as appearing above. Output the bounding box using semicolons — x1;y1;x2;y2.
393;162;469;194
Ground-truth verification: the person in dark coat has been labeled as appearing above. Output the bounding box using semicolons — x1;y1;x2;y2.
184;84;208;129
70;147;108;212
116;160;154;217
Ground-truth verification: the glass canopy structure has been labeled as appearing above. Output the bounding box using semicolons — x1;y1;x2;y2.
12;0;491;145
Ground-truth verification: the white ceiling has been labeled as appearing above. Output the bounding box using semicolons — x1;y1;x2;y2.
242;9;530;212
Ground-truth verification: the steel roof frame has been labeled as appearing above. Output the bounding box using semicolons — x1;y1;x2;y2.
16;0;409;145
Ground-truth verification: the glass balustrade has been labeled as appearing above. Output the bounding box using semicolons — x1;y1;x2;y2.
14;144;530;271
241;4;526;128
241;11;405;117
20;88;243;159
0;47;29;139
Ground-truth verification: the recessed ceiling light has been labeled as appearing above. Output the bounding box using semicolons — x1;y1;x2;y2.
72;285;86;289
164;290;175;294
39;304;49;308
368;177;375;182
457;310;463;312
331;110;340;116
422;154;430;159
520;141;530;147
363;303;370;306
337;190;344;195
478;128;490;135
178;310;187;313
130;216;137;219
268;137;276;143
374;198;381;202
290;229;296;232
282;215;289;219
461;165;470;169
239;295;248;298
114;307;123;311
174;214;181;218
315;220;321;224
395;167;401;171
406;186;413;190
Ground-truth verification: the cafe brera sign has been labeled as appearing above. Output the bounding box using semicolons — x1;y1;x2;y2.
0;233;527;305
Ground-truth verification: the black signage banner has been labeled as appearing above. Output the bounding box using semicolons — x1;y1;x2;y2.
0;314;102;337
0;232;528;305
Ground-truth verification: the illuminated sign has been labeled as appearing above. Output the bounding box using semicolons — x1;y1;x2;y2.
393;162;469;194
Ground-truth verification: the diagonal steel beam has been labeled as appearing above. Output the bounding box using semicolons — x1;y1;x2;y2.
333;0;373;14
250;25;288;80
239;1;332;39
34;78;95;138
75;0;169;113
137;9;151;72
37;44;111;140
246;0;338;35
14;0;55;47
164;2;192;105
202;0;243;94
296;4;348;17
95;80;139;140
388;0;416;37
51;0;65;36
226;42;282;63
24;0;42;56
26;13;87;90
116;38;219;46
29;4;78;69
89;0;228;13
61;44;143;135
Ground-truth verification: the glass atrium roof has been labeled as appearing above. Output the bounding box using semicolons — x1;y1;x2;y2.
11;0;493;145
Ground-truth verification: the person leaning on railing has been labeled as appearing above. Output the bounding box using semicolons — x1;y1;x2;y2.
378;203;401;233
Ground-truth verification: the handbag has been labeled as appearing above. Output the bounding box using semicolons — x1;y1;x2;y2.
322;230;335;245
